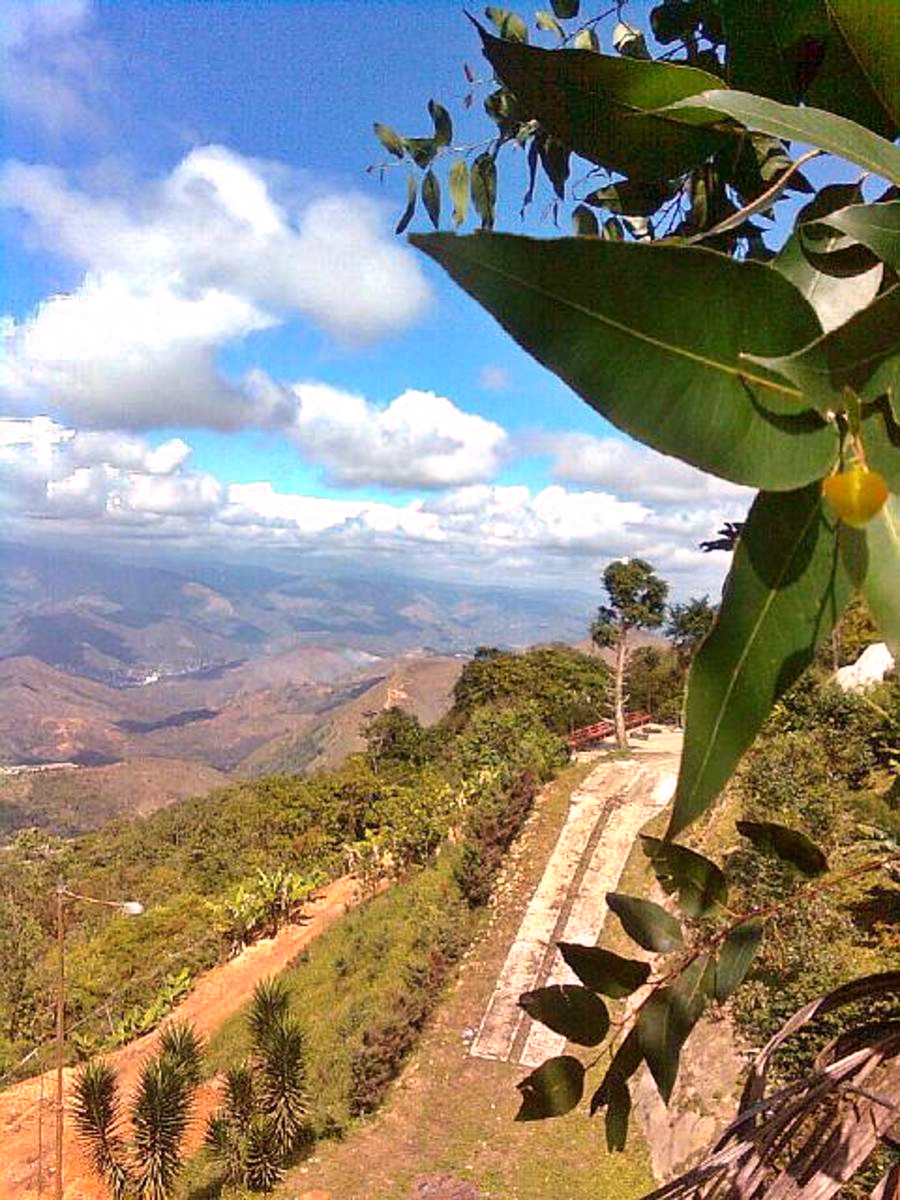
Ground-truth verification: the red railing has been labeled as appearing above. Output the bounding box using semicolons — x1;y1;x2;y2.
567;711;652;750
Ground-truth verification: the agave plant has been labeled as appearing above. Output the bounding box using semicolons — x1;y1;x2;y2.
73;1020;203;1200
206;977;311;1192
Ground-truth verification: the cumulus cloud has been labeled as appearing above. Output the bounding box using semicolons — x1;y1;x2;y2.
0;415;738;598
284;384;507;489
1;146;431;428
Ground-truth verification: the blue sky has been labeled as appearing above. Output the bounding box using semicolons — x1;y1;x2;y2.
0;0;753;601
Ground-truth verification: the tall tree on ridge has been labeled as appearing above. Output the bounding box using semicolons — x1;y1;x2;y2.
591;559;668;749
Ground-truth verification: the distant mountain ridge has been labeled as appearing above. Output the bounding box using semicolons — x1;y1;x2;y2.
0;540;595;839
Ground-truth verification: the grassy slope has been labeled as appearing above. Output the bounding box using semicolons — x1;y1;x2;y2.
185;760;654;1200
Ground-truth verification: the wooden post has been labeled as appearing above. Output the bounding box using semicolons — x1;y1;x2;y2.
55;882;65;1200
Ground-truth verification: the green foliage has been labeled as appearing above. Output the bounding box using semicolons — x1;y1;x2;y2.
625;646;685;723
388;1;898;853
666;596;715;661
449;642;610;734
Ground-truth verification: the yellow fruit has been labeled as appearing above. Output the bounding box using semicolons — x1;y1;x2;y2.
822;466;889;528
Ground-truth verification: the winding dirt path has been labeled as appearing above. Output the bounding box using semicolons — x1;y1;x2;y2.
0;875;363;1200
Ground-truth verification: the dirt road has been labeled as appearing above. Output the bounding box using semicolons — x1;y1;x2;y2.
0;875;362;1200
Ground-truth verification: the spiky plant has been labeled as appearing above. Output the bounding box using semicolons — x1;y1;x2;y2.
243;1113;284;1193
206;978;311;1192
72;1060;131;1200
255;1015;309;1160
73;1021;202;1200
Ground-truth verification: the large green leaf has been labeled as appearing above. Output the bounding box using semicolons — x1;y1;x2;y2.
662;90;900;183
736;820;830;875
714;918;765;1002
745;286;900;415
519;984;610;1046
606;893;683;953
515;1055;584;1120
826;0;900;132
640;836;728;918
718;0;897;137
476;26;730;181
558;943;651;998
863;494;900;655
637;955;713;1102
772;229;882;334
668;485;866;839
805;201;900;271
411;234;838;489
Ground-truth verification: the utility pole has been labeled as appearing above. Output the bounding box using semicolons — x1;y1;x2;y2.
55;880;65;1200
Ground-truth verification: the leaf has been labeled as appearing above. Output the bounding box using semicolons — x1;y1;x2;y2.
637;955;713;1102
825;0;900;133
550;0;579;17
745;286;900;415
606;893;683;954
668;486;866;838
515;1055;584;1120
796;183;879;278
715;918;764;1002
558;943;650;998
772;229;883;334
661;89;900;184
422;169;441;230
862;494;900;656
604;1073;631;1151
736;820;830;875
373;122;405;159
519;984;610;1045
808;201;900;271
395;173;417;235
538;133;569;200
590;1029;643;1119
476;26;731;182
582;179;670;217
485;6;528;42
449;159;469;227
470;153;497;230
404;137;438;169
717;0;897;138
428;99;452;147
612;21;649;59
572;27;599;52
536;10;565;38
410;233;837;489
572;204;599;236
640;837;728;919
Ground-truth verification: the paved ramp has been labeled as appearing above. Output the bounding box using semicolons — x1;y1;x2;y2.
470;753;678;1066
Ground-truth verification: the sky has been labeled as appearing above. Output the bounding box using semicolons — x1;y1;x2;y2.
0;0;755;605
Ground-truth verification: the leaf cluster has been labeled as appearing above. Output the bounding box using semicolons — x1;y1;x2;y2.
514;818;842;1150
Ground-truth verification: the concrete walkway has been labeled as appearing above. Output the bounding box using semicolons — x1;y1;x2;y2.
470;738;680;1067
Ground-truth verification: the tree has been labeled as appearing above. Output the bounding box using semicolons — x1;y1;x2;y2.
377;0;900;1188
591;559;668;748
73;1021;202;1200
205;977;311;1192
667;595;716;663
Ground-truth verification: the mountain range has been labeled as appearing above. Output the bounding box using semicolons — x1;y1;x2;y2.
0;541;597;840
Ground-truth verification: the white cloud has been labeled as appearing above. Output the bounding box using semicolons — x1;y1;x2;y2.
1;146;431;429
0;415;739;599
285;384;507;489
1;0;109;136
543;432;753;509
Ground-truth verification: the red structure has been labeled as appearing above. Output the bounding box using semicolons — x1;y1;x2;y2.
567;711;652;751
